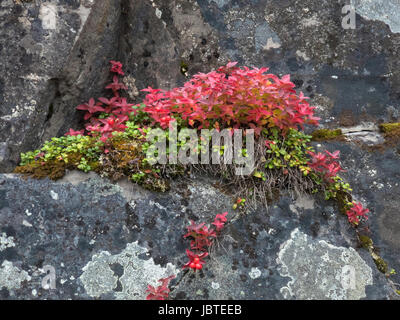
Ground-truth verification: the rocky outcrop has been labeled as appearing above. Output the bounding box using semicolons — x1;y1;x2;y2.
1;0;400;299
0;172;396;299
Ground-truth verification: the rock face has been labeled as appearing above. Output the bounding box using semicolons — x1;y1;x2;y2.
1;0;400;299
0;173;395;299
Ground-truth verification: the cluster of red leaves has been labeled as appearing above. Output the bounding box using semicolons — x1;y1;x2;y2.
66;61;134;143
307;150;345;182
183;212;228;271
346;201;369;225
145;275;175;300
142;62;319;133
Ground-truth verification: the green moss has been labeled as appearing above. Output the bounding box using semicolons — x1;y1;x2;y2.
379;122;400;134
311;128;343;141
358;235;373;249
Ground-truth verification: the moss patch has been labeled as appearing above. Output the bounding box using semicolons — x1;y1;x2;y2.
13;159;66;180
311;128;343;141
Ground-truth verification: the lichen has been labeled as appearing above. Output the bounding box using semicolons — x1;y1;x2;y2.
180;60;189;76
79;241;179;299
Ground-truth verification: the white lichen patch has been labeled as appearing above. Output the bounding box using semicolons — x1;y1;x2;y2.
79;241;179;299
0;233;16;251
155;8;162;19
249;267;262;279
301;15;321;27
1;102;37;121
0;261;31;290
277;228;373;300
22;220;33;227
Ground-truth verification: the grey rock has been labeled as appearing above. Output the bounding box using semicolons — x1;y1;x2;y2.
0;173;395;299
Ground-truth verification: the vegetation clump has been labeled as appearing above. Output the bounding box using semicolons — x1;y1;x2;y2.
14;61;370;226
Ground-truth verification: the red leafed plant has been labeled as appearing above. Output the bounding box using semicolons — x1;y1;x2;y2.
307;150;345;182
346;201;369;225
142;62;320;132
146;275;175;300
67;60;134;144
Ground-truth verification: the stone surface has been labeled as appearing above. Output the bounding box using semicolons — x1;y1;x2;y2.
0;173;395;299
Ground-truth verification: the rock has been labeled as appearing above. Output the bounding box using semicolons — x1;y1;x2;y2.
0;173;395;299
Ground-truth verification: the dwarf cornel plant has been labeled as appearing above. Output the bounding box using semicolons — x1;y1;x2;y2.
142;62;319;132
